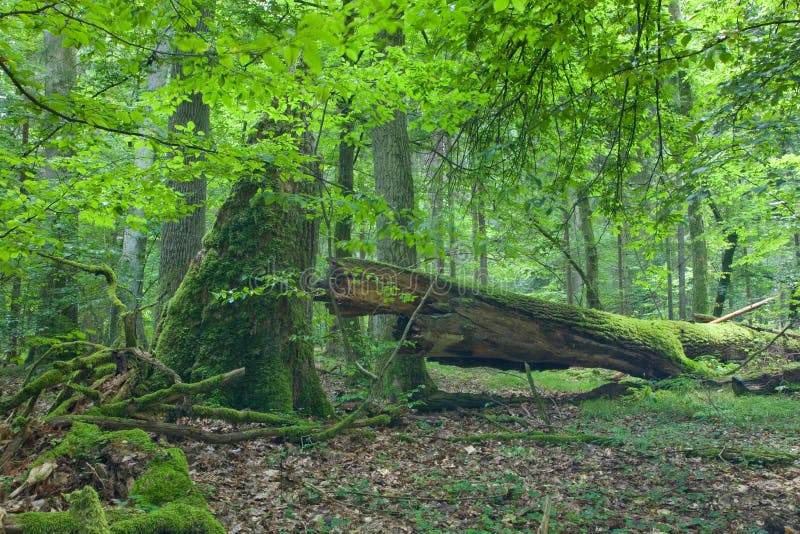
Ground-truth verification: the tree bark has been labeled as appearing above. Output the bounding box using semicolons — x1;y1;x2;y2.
577;191;602;309
155;13;212;327
710;202;738;317
323;259;799;379
471;184;488;286
7;118;28;361
370;25;433;397
666;237;674;320
36;32;79;353
328;104;364;366
155;118;332;415
677;222;687;319
689;202;709;315
565;211;575;305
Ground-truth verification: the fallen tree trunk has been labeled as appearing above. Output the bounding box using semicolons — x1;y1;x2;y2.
322;259;800;379
731;363;800;395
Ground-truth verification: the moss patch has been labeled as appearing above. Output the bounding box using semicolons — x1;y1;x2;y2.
129;447;205;508
36;422;156;466
108;503;225;534
19;424;224;533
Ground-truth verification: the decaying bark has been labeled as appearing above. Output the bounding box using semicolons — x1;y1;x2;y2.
731;363;800;395
323;259;800;379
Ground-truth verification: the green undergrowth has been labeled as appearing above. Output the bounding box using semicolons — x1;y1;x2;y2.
17;422;224;533
427;363;618;393
577;379;800;461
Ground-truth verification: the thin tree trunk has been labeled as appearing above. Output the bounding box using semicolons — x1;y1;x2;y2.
577;191;602;309
666;237;674;320
448;204;457;278
713;231;738;317
471;186;488;286
689;201;709;315
429;132;447;276
669;0;707;317
565;211;574;305
329;101;364;365
677;223;687;320
110;52;170;347
7;119;29;361
710;202;738;318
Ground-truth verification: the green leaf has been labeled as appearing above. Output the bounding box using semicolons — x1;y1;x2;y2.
511;0;526;11
303;42;323;74
493;0;510;12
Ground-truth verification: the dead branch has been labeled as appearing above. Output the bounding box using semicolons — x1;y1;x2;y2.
709;295;778;324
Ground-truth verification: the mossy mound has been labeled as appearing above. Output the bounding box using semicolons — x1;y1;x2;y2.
10;423;224;533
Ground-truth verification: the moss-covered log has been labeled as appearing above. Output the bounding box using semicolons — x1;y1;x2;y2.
155;119;332;416
323;259;800;379
731;363;800;395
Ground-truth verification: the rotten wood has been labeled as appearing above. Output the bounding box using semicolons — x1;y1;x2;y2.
321;259;800;379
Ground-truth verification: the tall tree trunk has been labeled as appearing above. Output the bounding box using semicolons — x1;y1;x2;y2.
713;232;738;317
689;201;709;315
36;31;79;353
677;222;687;320
577;191;602;309
155;13;211;329
328;102;364;366
370;26;433;398
471;184;488;286
110;52;170;347
7;119;29;361
429;132;447;276
666;237;674;320
710;202;738;317
448;203;457;278
156;118;331;415
565;211;575;305
669;0;708;317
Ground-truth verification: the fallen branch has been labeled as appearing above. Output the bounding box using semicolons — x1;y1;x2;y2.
48;413;391;444
710;295;778;324
94;367;245;417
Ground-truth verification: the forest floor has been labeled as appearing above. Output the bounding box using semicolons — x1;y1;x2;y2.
180;363;800;533
2;363;799;533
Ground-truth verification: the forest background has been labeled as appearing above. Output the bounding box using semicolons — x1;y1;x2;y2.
0;0;799;380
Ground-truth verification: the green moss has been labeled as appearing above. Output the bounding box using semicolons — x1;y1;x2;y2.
0;369;65;413
155;175;332;416
129;448;205;508
37;422;156;466
21;425;224;534
16;511;81;533
187;404;299;424
15;487;110;534
67;486;110;533
109;502;224;534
